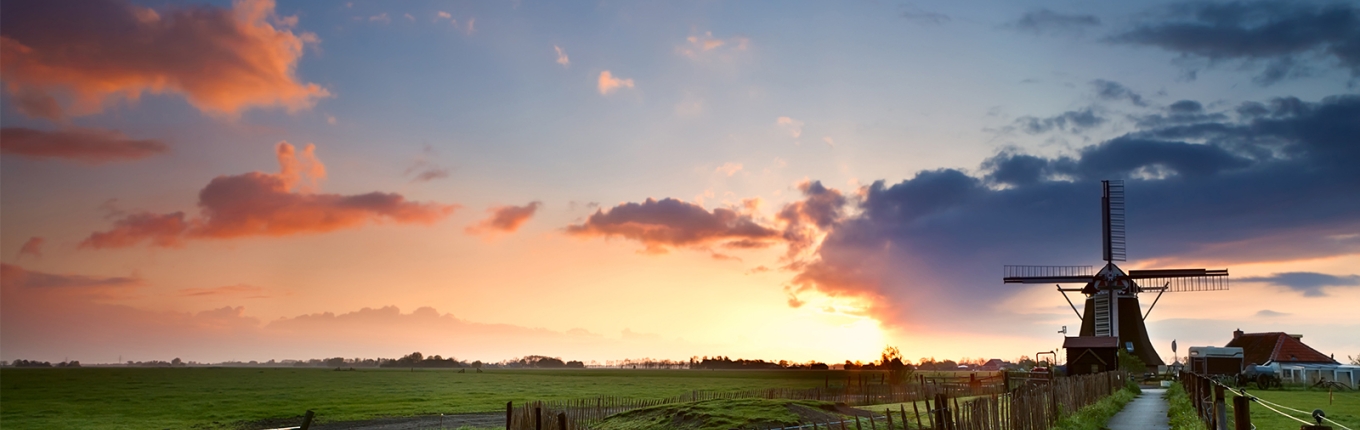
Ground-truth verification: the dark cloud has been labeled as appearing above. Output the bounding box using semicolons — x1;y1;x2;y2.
1015;109;1105;134
1012;9;1101;34
0;127;168;163
777;181;849;258
793;93;1360;328
901;6;950;24
16;237;43;260
0;263;138;290
1254;309;1289;317
1134;100;1230;127
1239;272;1360;297
1110;1;1360;84
565;198;781;254
1091;80;1148;107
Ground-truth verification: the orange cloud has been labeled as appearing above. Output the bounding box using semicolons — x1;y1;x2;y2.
776;116;804;138
677;31;750;59
1;127;168;164
16;237;44;260
0;0;330;120
466;201;542;235
597;70;635;95
566;198;781;253
554;45;570;67
81;142;458;249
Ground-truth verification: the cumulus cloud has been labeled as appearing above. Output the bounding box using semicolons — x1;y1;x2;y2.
1239;272;1360;297
777;181;848;260
1110;1;1360;84
16;237;44;260
81;142;458;249
1;127;168;164
788;93;1360;329
777;116;804;138
0;0;331;120
566;198;781;254
554;45;570;67
466;202;542;235
597;70;635;95
1011;9;1101;34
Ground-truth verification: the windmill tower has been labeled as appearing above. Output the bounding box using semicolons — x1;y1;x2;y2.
1002;180;1229;370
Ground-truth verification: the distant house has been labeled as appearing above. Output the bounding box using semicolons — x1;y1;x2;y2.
1225;329;1357;388
980;359;1007;371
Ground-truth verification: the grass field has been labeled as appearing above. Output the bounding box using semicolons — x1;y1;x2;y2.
0;367;985;430
1228;388;1360;429
1167;382;1360;429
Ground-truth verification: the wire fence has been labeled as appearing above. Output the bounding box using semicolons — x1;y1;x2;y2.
506;371;1127;430
1180;371;1353;430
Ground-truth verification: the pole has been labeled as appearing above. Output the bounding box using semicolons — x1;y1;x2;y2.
1214;385;1226;430
300;410;315;430
1232;396;1251;430
506;401;513;430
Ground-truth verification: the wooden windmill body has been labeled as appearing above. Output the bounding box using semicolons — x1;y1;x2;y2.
1003;180;1229;371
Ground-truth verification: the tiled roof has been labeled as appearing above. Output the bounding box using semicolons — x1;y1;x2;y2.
1225;332;1337;365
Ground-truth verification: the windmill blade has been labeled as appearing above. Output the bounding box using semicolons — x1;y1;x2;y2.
1102;180;1126;262
1128;268;1229;292
1003;265;1094;284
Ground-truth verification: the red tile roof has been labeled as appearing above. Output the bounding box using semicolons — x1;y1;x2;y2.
1225;332;1337;365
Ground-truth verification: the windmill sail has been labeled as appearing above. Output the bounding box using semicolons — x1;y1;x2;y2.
1102;180;1126;262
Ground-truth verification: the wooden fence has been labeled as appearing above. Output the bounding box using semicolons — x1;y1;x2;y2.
506;371;1126;430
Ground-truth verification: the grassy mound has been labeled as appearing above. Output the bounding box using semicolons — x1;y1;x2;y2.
593;398;856;430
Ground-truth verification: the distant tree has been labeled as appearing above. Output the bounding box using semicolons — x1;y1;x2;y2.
472;360;483;369
1118;349;1146;375
171;358;183;367
1349;354;1360;366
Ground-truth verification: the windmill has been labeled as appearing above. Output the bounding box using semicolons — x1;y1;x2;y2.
1002;180;1228;370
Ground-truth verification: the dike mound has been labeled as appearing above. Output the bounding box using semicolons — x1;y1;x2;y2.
593;398;871;430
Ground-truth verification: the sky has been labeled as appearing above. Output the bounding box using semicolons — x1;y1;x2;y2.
2;0;1358;366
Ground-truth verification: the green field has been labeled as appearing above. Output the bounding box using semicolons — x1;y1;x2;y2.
1;367;970;430
1228;388;1360;429
1167;382;1360;430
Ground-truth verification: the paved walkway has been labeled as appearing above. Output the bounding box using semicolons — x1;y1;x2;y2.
1106;387;1169;430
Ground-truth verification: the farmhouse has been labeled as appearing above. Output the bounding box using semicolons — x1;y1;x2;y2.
1225;329;1359;388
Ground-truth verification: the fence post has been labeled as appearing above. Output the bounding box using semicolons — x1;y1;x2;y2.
535;405;542;430
506;402;513;430
1232;395;1250;430
885;408;893;430
913;398;923;429
300;410;315;430
558;412;567;430
1214;384;1226;430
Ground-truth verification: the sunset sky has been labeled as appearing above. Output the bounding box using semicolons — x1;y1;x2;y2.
2;0;1358;366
